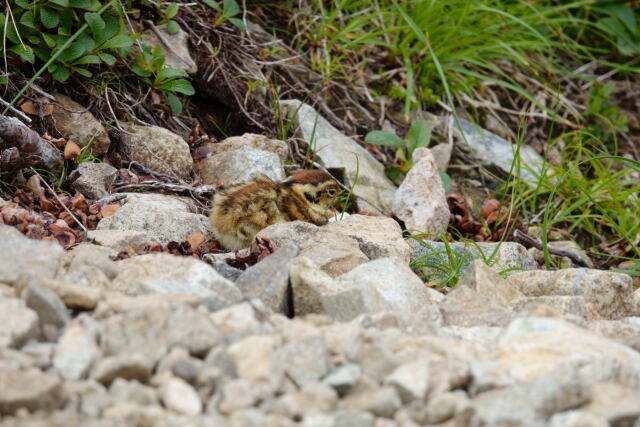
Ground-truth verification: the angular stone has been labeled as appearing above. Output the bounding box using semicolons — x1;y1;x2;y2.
51;93;111;155
508;269;637;319
423;391;471;424
209;301;273;342
109;378;158;407
323;364;362;397
271;382;338;419
110;253;242;307
195;147;283;187
276;332;331;386
19;275;70;331
91;354;153;385
333;412;375;427
0;224;64;285
34;277;103;310
0;368;65;415
392;148;449;236
549;411;609;427
324;214;411;264
218;378;260;414
281;100;396;212
97;193;212;245
70;162;117;199
511;296;591;320
579;382;640;426
121;124;193;179
235;245;299;314
322;258;442;321
290;256;344;316
343;386;402;418
160;377;202;416
226;334;283;391
204;133;289;161
53;323;99;380
384;359;429;403
87;229;159;253
587;318;640;350
140;23;197;73
0;298;39;349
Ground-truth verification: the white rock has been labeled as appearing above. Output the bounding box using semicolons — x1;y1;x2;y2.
392;148;449;236
160;377;202;416
0;298;39;349
53;323;99;380
384;359;430;402
141;23;197;73
195;147;284;187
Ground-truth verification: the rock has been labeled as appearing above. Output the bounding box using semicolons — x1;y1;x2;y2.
141;23;197;73
495;317;640;387
409;239;536;279
423;391;471;424
101;305;223;364
578;382;640;425
392;148;449;236
289;257;348;316
0;298;39;349
110;253;242;307
109;378;158;407
209;301;273;342
204;133;289;161
226;334;283;391
87;229;159;253
91;354;153;385
324;215;411;264
510;296;591;320
323;364;362;397
0;368;66;415
195;147;284;187
53;323;99;380
276;332;331;386
322;258;442;321
384;359;430;403
300;236;369;278
218;378;260;414
96;193;212;245
70;162;117;199
5;341;54;370
548;240;593;268
235;245;299;314
343;386;402;418
549;411;609;427
160;377;202;416
51;93;111;155
281;100;396;212
64;243;120;278
333;411;375;427
587;318;640;350
508;269;637;320
271;382;338;419
430;142;453;171
454;118;545;183
120;124;193;179
30;277;102;310
0;224;64;285
18;275;70;333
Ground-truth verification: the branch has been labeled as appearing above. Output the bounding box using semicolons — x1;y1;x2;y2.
0;115;63;173
514;229;590;268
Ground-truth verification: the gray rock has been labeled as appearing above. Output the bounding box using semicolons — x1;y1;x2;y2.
91;354;153;385
218;378;260;414
323;364;362;397
281;100;396;212
333;412;375;427
423;391;471;424
18;275;70;333
97;193;212;245
300;236;369;278
290;256;346;316
409;239;536;280
121;124;193;179
384;359;430;403
392;148;449;236
70;162;117;199
0;368;66;415
322;258;442;321
0;298;39;349
87;229;159;253
109;378;158;406
549;411;609;427
510;296;591;320
226;334;283;392
235;245;299;314
578;382;640;426
324;215;411;264
454;118;545;183
160;377;202;416
587;318;640;350
508;269;637;319
0;224;63;285
140;23;197;73
343;386;402;418
51;93;111;155
209;301;274;342
203;133;289;161
276;332;331;386
63;243;120;280
110;253;242;307
195;147;284;187
271;382;338;419
53;322;99;380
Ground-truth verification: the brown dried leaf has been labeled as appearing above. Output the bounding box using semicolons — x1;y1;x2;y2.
481;199;500;219
26;174;44;199
187;232;205;250
64;141;81;160
100;204;120;217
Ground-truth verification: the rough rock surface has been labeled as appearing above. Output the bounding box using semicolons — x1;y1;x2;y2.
140;23;197;73
70;162;117;199
195;147;283;187
51;93;111;155
120;124;193;179
281;100;396;212
392;147;450;236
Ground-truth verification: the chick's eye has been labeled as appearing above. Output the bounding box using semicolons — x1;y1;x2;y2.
305;193;317;203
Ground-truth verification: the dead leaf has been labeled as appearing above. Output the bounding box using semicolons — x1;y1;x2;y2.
100;204;120;217
20;100;37;115
26;174;44;198
187;232;206;250
64;141;81;160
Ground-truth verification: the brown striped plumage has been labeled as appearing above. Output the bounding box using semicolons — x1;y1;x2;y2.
210;170;342;250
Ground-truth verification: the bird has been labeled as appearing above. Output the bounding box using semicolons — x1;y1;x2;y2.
210;170;343;250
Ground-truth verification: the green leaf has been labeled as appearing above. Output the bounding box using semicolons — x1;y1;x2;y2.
100;34;133;50
20;10;36;28
131;64;152;78
15;0;32;8
388;167;401;181
165;3;179;19
95;14;120;45
438;169;452;193
10;45;35;63
167;92;183;114
407;119;431;154
58;40;90;62
601;4;637;35
202;0;221;11
28;35;41;44
364;130;405;149
84;12;105;36
43;33;58;48
34;44;52;61
98;52;116;65
48;0;69;7
229;17;245;30
156;67;188;83
166;20;180;34
157;78;195;95
74;54;100;65
69;0;93;9
52;66;71;81
73;66;92;77
5;23;21;44
40;8;60;29
223;0;240;17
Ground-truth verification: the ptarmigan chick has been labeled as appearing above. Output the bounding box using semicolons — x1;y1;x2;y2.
210;170;343;250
